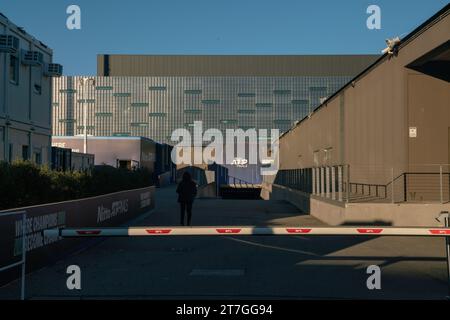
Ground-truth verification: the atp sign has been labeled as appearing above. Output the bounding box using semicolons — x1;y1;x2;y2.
231;158;248;168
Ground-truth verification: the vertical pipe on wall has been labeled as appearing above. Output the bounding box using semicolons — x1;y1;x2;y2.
312;168;316;195
440;165;444;204
331;166;336;200
325;166;330;198
346;164;350;203
320;167;325;197
391;167;395;204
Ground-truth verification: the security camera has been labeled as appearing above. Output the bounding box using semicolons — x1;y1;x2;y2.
382;37;401;55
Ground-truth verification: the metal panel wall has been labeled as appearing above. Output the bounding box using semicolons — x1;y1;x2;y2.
52;76;353;145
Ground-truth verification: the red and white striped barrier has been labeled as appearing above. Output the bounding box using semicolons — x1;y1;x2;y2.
43;226;450;238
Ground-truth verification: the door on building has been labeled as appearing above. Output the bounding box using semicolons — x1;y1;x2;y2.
117;160;132;170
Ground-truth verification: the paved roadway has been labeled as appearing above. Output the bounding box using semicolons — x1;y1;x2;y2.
1;185;449;299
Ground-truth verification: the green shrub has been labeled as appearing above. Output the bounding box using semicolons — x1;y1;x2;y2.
0;161;154;211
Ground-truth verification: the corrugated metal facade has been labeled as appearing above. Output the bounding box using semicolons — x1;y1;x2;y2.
52;75;355;144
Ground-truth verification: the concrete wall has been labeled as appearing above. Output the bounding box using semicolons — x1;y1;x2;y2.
268;184;449;227
0;13;55;165
0;186;155;286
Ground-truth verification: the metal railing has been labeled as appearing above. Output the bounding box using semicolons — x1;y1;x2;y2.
347;182;387;199
274;164;450;204
275;165;348;202
227;175;257;188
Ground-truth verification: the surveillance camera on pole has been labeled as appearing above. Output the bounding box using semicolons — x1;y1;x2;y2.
382;37;401;55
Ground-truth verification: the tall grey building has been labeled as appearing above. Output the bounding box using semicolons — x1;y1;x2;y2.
52;55;377;145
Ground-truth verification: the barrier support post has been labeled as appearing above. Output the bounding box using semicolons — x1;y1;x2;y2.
21;213;27;301
438;211;450;299
445;213;450;299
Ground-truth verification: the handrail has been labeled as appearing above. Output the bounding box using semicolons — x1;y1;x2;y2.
228;175;254;187
275;166;450;203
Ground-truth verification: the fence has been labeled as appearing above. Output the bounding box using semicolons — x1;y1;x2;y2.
273;164;450;204
275;166;349;202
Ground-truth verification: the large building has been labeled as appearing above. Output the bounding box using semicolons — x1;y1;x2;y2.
0;12;62;164
52;55;377;145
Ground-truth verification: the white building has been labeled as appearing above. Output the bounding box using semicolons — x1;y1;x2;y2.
0;12;62;164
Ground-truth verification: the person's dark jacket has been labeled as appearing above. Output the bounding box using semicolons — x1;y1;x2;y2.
176;180;197;203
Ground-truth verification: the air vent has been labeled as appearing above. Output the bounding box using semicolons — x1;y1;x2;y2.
0;35;19;53
21;50;43;66
44;63;63;77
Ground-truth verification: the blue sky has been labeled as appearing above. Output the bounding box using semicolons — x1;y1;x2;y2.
1;0;448;75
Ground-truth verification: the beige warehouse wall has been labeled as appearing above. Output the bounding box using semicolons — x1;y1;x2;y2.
407;74;450;168
279;10;450;188
279;97;341;169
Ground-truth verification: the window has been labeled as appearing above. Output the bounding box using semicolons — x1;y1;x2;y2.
237;93;256;98
95;113;113;117
237;109;255;114
113;132;131;137
149;86;166;91
113;92;131;98
273;90;291;95
202;99;220;105
59;89;77;94
184;89;202;95
95;86;113;91
9;143;13;163
220;119;238;124
33;66;42;95
255;103;272;108
130;122;148;127
149;112;166;117
309;86;327;92
34;148;42;165
22;145;29;160
239;126;256;131
131;102;149;107
77;99;95;103
184;109;202;114
292;100;309;105
9;55;19;84
273;119;291;124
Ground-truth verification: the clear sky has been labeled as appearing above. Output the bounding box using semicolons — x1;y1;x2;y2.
1;0;448;75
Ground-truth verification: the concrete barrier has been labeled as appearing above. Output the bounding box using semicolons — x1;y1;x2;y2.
0;186;156;286
266;184;449;227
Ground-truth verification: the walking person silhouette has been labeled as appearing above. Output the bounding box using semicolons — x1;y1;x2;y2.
176;172;198;226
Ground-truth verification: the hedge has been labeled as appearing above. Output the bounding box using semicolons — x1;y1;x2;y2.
0;161;154;211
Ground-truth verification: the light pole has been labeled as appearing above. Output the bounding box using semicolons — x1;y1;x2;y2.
79;77;95;154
